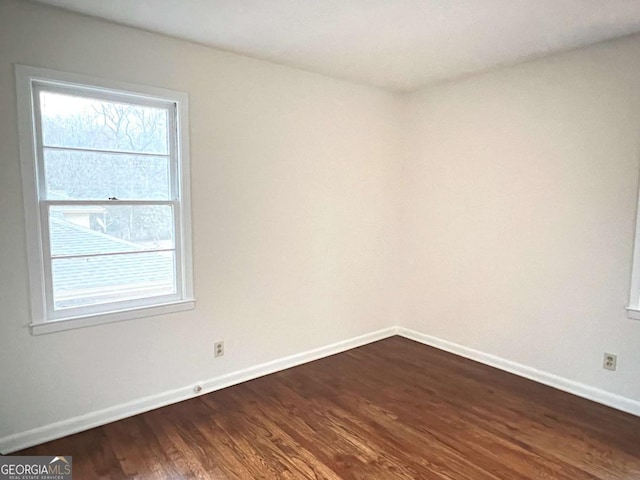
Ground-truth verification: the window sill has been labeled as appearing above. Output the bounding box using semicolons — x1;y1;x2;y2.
625;307;640;320
30;299;196;335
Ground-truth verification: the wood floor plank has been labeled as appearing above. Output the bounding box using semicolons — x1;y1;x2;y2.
14;336;640;479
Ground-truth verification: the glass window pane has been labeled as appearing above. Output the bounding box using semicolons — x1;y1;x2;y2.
39;91;169;155
49;205;174;257
44;149;170;200
52;251;176;310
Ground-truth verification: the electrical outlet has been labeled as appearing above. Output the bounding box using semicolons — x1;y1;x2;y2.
603;353;617;371
214;341;224;358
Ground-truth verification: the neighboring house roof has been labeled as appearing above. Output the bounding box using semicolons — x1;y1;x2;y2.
50;217;142;256
50;217;174;307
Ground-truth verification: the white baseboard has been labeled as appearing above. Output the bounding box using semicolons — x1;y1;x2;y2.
4;325;638;454
397;327;640;418
0;327;398;454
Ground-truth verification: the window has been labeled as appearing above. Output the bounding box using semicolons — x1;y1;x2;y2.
629;190;640;320
16;65;194;334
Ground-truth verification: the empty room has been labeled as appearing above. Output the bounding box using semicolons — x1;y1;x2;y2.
1;0;640;478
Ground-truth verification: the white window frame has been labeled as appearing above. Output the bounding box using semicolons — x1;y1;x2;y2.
628;186;640;320
16;65;195;335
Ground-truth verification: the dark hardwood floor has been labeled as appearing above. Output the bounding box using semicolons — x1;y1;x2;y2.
17;336;640;479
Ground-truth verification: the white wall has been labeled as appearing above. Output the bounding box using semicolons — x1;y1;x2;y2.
400;34;640;401
0;0;402;443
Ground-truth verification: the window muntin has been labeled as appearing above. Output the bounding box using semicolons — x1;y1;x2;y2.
17;66;194;332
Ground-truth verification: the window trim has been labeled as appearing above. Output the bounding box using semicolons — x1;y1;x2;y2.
15;65;195;335
628;181;640;320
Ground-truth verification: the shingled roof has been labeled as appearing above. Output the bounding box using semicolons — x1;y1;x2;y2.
50;217;174;308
